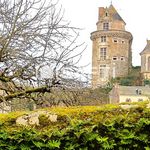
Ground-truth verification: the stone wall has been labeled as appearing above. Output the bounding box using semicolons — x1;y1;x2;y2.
91;30;132;87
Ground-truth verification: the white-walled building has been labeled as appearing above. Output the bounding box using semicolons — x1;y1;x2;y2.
109;85;150;103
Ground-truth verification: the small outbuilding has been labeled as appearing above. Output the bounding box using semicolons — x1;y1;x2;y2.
109;85;150;103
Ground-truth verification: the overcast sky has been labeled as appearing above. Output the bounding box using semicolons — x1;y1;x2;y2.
60;0;150;72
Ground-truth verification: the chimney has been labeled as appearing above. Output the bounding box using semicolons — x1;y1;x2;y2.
99;7;105;20
147;39;150;44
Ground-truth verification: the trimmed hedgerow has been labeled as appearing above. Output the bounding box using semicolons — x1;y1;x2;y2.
0;103;150;149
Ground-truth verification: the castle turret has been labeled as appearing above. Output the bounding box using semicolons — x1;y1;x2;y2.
140;40;150;79
91;4;133;88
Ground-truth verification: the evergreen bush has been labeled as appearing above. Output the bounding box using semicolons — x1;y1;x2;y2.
0;103;149;149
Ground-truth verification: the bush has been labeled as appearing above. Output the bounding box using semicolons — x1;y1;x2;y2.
0;104;150;149
120;78;132;86
144;79;150;86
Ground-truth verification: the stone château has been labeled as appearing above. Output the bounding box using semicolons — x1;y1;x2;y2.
91;4;133;88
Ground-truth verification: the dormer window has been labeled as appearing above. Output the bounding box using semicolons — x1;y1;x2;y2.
103;23;109;30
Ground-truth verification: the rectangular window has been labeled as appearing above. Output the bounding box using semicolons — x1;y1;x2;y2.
113;38;118;43
100;65;106;78
113;56;117;61
103;23;109;30
120;56;125;61
100;48;107;60
101;36;106;42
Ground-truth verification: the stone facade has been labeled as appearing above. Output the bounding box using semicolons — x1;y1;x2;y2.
91;5;133;88
140;40;150;79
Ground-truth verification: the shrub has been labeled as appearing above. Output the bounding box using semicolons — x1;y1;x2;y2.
144;79;150;86
120;78;132;86
0;104;149;149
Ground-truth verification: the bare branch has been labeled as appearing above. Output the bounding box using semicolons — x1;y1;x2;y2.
0;0;87;110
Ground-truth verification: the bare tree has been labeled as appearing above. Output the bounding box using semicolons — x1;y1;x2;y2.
0;0;86;109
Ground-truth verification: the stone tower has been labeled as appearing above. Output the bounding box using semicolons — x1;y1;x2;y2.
140;40;150;79
91;4;133;88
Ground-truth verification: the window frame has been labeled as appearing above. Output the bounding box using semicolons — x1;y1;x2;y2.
121;40;125;44
113;39;118;43
112;56;118;61
120;56;125;61
99;65;106;78
100;36;106;43
100;47;107;60
103;23;109;30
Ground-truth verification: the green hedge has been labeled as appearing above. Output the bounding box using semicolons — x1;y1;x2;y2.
0;104;150;149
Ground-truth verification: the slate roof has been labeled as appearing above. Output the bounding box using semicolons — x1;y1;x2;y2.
140;40;150;55
118;86;150;96
108;5;126;24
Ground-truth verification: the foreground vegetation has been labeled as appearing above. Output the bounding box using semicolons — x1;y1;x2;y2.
0;102;150;149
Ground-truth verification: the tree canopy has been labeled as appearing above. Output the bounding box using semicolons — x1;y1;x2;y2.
0;0;86;108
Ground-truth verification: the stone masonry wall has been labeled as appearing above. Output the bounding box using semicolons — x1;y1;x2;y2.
91;5;133;88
